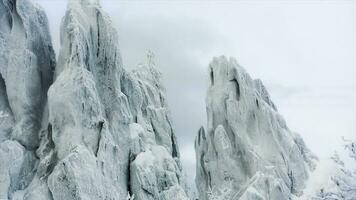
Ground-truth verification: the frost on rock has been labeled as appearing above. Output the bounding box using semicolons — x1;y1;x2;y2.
0;0;55;199
0;0;188;199
127;56;189;200
0;140;37;200
0;0;55;149
195;56;318;200
46;0;187;199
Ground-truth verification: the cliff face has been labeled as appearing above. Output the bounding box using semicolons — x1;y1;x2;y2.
195;56;317;200
0;0;188;199
0;0;55;199
0;0;55;149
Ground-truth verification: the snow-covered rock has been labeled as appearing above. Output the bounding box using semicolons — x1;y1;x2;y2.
195;56;318;200
0;0;55;149
0;140;37;200
128;57;189;200
46;0;187;199
0;0;55;199
0;0;188;199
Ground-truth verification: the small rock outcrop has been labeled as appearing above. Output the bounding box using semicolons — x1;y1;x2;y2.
0;0;188;199
195;56;317;200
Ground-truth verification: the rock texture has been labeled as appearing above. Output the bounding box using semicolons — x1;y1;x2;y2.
195;56;317;200
0;0;55;149
0;0;55;199
128;58;189;200
0;0;188;199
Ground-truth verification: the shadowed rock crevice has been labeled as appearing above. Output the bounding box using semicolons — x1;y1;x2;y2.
210;68;214;85
0;73;14;142
230;78;240;101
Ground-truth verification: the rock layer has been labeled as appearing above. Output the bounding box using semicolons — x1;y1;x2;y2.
0;0;188;199
195;56;317;200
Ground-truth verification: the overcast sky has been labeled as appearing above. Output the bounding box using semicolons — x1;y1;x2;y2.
34;0;356;188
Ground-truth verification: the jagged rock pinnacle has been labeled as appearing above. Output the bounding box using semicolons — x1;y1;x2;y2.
195;56;317;200
0;0;188;199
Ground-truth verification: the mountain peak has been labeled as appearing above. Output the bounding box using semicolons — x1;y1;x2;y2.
196;56;317;200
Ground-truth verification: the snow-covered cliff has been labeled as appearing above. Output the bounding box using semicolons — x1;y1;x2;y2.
0;0;55;199
195;56;318;200
0;0;188;199
3;1;354;200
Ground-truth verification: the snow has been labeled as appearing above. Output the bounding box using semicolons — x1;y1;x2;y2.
1;0;355;199
300;158;336;200
195;56;317;200
300;144;356;200
0;0;189;199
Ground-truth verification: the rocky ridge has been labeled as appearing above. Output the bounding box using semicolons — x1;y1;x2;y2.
1;1;352;200
195;56;318;200
0;0;188;199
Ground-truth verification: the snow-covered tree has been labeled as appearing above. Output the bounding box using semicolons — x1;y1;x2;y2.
312;139;356;200
344;138;356;161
